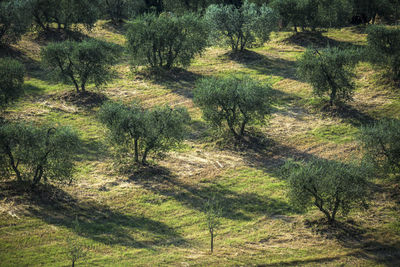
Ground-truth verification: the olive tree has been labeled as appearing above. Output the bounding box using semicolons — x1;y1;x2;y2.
32;0;100;33
270;0;352;32
126;12;208;70
297;47;358;106
0;0;32;45
367;25;400;82
41;40;121;93
0;58;25;109
0;122;80;187
194;75;272;139
283;158;370;224
98;101;190;165
205;0;278;52
204;196;222;254
101;0;145;24
359;119;400;176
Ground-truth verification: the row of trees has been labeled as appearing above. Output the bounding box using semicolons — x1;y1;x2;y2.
2;0;400;46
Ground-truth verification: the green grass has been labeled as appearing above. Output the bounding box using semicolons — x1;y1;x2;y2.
1;24;400;266
310;124;359;144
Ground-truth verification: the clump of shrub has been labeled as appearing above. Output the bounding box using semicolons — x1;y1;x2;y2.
283;158;371;224
0;122;80;187
205;0;278;52
297;47;358;106
194;75;272;140
367;25;400;82
126;12;208;70
359;119;400;176
98;101;190;166
0;58;25;109
41;39;120;93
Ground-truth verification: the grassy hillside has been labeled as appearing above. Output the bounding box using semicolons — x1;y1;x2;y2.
1;22;400;266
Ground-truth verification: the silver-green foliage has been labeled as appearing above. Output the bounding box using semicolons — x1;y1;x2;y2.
0;122;80;187
98;101;190;165
126;12;208;69
31;0;100;32
205;0;278;52
194;75;272;139
284;158;370;224
0;58;25;109
41;40;121;93
0;0;32;45
360;119;400;176
297;47;358;106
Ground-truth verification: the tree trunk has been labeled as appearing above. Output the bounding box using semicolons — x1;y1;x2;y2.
5;148;22;181
142;147;150;165
32;166;44;187
239;119;247;137
329;86;336;106
210;229;214;253
134;139;139;163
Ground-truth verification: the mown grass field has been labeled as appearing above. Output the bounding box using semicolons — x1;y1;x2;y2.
1;22;400;266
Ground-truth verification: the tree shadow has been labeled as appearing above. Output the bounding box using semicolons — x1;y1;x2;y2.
304;218;400;266
318;102;377;127
135;67;205;99
128;166;298;221
55;90;109;109
283;32;365;49
0;181;186;249
227;50;298;81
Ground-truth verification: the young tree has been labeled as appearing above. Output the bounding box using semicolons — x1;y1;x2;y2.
297;47;358;106
126;12;208;70
205;0;278;52
41;40;121;93
204;196;222;254
0;0;32;45
98;101;190;165
0;122;80;187
193;75;272;139
359;119;400;176
67;217;87;267
367;25;400;82
284;158;370;224
0;58;25;110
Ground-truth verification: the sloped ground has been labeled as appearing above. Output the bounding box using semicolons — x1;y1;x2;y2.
1;22;400;266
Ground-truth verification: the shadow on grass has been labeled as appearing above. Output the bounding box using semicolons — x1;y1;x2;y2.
283;31;365;49
135;67;204;99
129;166;298;221
302;218;400;267
227;50;298;81
0;181;185;249
319;102;377;127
